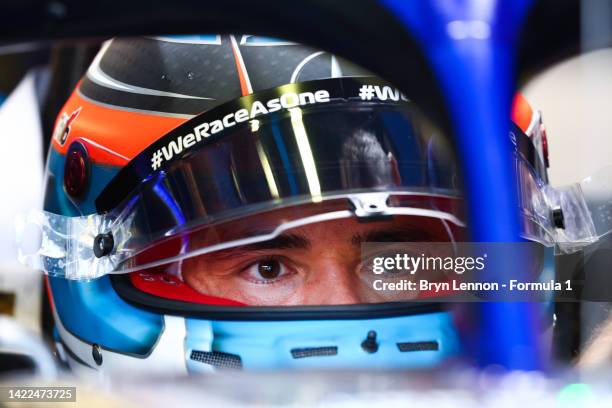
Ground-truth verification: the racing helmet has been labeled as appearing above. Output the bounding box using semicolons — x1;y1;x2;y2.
22;35;559;374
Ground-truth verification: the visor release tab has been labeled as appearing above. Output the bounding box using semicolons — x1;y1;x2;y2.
348;193;392;222
551;207;565;229
93;233;114;258
361;330;379;354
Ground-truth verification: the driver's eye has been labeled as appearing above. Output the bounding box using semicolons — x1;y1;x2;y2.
257;259;281;279
239;257;295;284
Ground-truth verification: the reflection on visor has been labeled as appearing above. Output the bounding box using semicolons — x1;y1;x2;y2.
113;103;458;249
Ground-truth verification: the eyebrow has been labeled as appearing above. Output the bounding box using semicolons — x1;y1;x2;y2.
206;227;437;262
208;233;311;261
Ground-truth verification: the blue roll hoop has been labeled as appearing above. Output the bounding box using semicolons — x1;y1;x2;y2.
381;0;542;370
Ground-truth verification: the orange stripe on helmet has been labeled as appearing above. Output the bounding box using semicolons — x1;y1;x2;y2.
511;92;534;134
51;85;187;167
229;35;253;96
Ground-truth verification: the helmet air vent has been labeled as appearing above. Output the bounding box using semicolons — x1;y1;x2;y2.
189;350;243;369
396;341;439;352
290;346;338;359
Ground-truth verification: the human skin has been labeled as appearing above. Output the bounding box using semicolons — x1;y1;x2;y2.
182;205;455;306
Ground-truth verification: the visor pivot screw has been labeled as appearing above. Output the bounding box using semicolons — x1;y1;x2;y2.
92;344;103;366
361;330;379;354
93;233;114;258
552;207;565;229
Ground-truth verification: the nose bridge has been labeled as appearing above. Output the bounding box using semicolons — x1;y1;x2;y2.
306;255;361;304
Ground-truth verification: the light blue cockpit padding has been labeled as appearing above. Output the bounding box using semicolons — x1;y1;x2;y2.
186;311;459;371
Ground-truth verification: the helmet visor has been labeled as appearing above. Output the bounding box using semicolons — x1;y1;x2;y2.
21;78;464;281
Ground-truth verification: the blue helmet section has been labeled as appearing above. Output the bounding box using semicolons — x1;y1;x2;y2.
49;276;164;356
45;148;164;356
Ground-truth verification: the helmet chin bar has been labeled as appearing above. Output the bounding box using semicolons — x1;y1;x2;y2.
15;167;612;282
